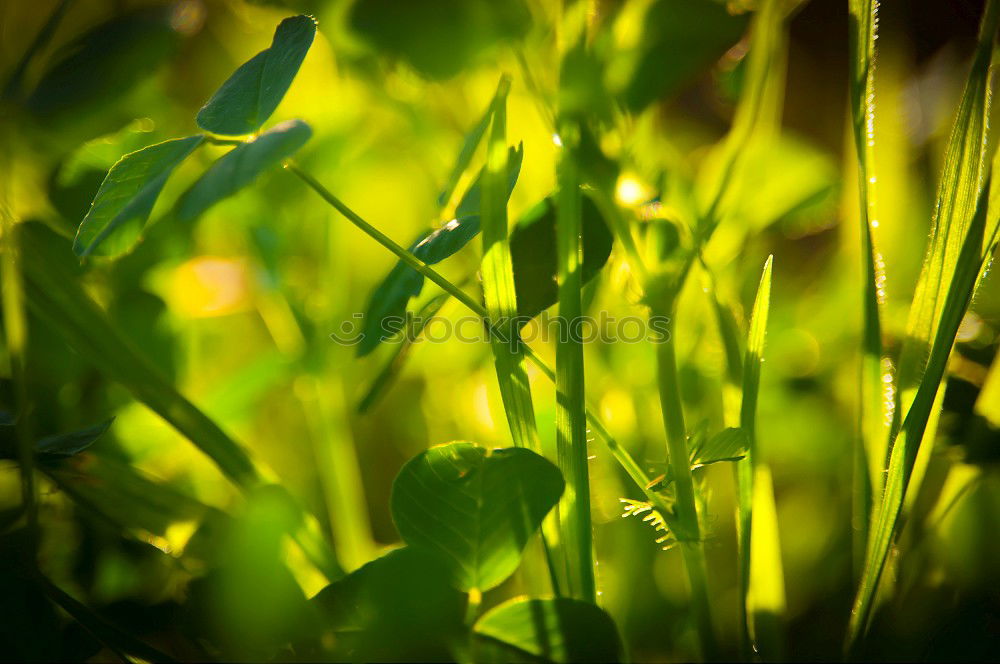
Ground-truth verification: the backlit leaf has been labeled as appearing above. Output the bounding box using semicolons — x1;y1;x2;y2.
390;442;564;591
176;119;311;222
689;427;748;468
196;15;316;136
73;136;204;258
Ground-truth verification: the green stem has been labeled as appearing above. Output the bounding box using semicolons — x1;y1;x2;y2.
287;163;487;319
555;123;596;603
652;299;717;661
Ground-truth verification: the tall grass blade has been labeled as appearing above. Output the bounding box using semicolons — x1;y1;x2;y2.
555;123;596;603
846;0;885;580
735;256;785;659
893;0;999;426
479;75;540;452
848;174;997;654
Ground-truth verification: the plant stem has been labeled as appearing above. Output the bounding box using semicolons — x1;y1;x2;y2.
555;123;596;603
286;163;488;319
652;298;717;661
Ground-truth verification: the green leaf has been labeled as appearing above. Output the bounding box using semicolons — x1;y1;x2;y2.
35;419;112;459
850;174;998;653
689;427;748;468
473;597;622;663
73;136;204;258
510;193;614;321
894;0;999;420
390;442;564;591
196;15;316;136
176;119;312;222
617;0;749;112
356;143;523;357
847;0;883;594
311;547;466;661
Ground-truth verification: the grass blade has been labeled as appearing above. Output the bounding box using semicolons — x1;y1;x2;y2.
555;123;596;602
893;0;999;424
735;256;785;658
848;174;997;653
479;75;541;452
847;0;886;570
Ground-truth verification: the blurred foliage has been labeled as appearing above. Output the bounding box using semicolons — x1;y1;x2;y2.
0;0;998;661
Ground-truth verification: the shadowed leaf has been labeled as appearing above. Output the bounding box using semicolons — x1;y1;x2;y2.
509;193;614;321
35;419;112;459
196;15;316;136
176;119;311;221
311;547;466;661
690;427;748;468
618;0;748;112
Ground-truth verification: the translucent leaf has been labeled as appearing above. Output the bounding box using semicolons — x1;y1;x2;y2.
390;442;564;591
196;15;316;136
73;135;204;258
689;427;748;468
176;119;312;222
474;597;622;663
